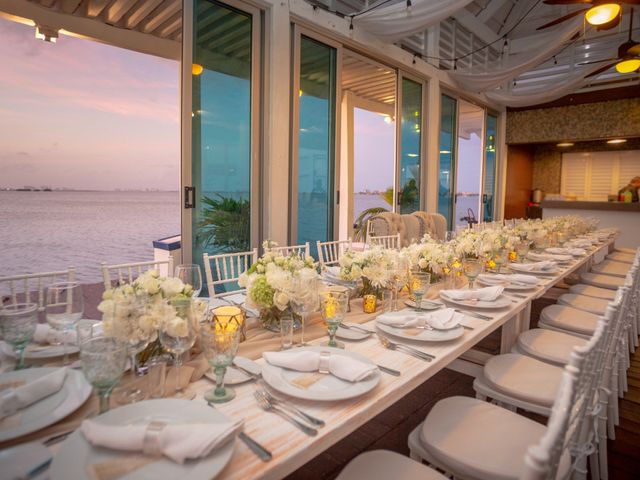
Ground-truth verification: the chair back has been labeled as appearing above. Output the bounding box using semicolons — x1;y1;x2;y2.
203;249;258;298
0;268;77;311
267;243;310;258
431;213;447;241
368;233;401;250
317;239;352;268
101;258;174;290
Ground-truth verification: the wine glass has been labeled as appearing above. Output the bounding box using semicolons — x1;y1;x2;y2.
45;282;83;365
159;298;198;399
175;264;203;297
79;336;127;414
290;276;319;346
462;258;483;289
320;291;349;348
201;326;241;403
494;249;510;273
515;240;531;263
0;303;38;370
410;272;431;311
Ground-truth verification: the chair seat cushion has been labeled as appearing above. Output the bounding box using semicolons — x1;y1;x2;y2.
336;450;448;480
606;252;635;264
539;304;600;336
568;284;616;300
483;353;563;407
591;260;630;278
580;272;625;290
557;293;609;315
420;396;570;480
517;328;588;366
615;247;637;254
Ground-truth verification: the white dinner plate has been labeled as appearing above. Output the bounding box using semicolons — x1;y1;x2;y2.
0;341;80;360
50;399;236;480
376;321;464;342
261;346;380;401
403;299;443;310
509;263;561;276
204;356;257;385
527;252;572;264
438;292;512;309
0;367;91;442
0;441;51;480
475;276;540;291
335;324;370;341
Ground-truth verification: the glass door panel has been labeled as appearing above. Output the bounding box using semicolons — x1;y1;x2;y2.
191;0;257;293
482;113;498;222
438;94;456;229
294;35;337;257
398;77;423;214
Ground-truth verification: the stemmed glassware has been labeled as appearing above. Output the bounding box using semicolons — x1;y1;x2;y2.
410;272;431;311
175;264;203;297
79;335;127;414
201;326;241;403
290;276;319;347
45;282;84;365
320;291;349;348
493;249;510;273
515;240;531;263
159;297;198;399
462;258;483;289
0;303;38;370
390;257;409;311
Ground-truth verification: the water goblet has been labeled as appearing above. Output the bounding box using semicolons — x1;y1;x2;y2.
410;272;431;311
0;303;38;370
462;258;483;289
320;291;349;348
175;264;203;297
201;326;241;403
45;282;83;366
515;240;531;263
79;336;127;414
290;276;319;346
494;249;510;273
159;297;198;399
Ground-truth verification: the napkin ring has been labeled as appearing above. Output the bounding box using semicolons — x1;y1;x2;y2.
318;352;331;374
143;421;166;456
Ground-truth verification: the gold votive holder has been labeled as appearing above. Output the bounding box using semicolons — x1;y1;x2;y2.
363;294;377;314
210;305;246;342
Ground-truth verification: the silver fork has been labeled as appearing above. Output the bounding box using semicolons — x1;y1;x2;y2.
340;323;374;334
254;392;318;436
255;389;325;427
377;334;434;362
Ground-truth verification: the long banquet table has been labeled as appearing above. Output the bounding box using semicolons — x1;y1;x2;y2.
0;237;616;480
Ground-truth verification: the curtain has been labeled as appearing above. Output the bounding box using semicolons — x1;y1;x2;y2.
449;17;584;93
354;0;474;42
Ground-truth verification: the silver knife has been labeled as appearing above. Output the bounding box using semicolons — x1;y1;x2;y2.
453;308;493;321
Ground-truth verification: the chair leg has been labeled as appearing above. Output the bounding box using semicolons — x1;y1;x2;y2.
589;452;600;480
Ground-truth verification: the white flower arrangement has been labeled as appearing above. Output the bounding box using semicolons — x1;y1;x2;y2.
405;237;455;275
338;246;399;293
98;269;194;343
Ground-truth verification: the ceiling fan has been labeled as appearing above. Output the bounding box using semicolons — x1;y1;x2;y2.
536;1;639;31
579;7;640;75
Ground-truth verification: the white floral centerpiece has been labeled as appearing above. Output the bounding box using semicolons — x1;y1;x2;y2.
238;241;319;330
338;246;399;298
405;234;456;281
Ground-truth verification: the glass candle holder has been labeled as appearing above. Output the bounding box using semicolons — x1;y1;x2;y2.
363;294;377;314
210;305;246;341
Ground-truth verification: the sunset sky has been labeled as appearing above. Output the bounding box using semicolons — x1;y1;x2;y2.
0;18;180;191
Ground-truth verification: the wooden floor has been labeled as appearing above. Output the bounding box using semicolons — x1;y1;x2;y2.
286;299;640;480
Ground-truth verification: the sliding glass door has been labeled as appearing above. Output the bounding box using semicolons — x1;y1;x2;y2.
397;76;424;214
438;94;457;229
190;0;260;291
291;31;338;257
482;113;498;222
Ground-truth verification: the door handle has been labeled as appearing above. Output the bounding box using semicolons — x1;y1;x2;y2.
184;186;195;209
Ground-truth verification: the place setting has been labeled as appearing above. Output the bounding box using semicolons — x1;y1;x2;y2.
439;285;512;310
526;251;573;264
375;308;467;343
509;260;561;276
475;273;541;291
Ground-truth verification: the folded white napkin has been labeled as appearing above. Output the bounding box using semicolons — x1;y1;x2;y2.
441;285;504;301
477;274;539;285
0;368;67;419
426;309;463;330
262;351;376;382
513;261;557;272
569;240;593;248
325;266;341;278
377;310;425;328
33;324;77;345
545;248;568;255
222;293;247;305
528;252;572;262
80;418;243;464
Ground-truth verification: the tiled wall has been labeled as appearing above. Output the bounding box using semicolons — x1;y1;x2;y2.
506;98;640;144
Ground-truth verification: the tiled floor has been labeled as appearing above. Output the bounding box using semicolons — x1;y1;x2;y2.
286;297;640;480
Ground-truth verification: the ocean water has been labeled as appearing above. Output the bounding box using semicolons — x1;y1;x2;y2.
0;191;180;283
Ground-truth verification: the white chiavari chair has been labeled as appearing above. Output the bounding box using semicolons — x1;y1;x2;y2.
267;243;310;258
591;260;631;278
367;233;401;250
316;239;352;269
202;249;258;298
101;258;174;290
0;268;77;312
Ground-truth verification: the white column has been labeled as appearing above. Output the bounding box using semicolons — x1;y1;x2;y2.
425;79;441;213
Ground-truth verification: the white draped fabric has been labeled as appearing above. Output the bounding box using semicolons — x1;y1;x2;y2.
354;0;474;42
450;17;584;93
484;64;603;107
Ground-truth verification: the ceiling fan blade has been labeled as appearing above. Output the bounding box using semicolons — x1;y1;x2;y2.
585;62;618;78
628;44;640;55
543;0;592;4
536;8;589;30
578;58;618;65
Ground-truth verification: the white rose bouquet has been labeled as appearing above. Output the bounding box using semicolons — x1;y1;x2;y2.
338;246;399;297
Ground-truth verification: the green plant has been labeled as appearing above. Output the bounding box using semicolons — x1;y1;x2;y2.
196;194;250;252
353;207;388;242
